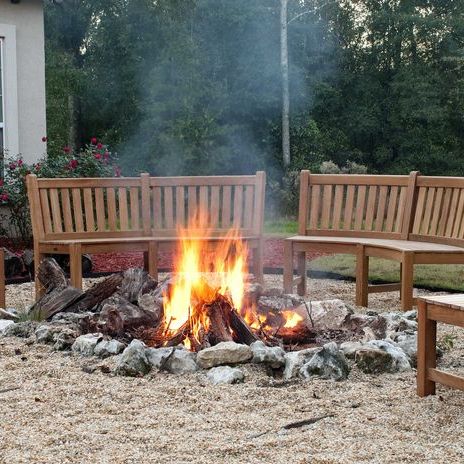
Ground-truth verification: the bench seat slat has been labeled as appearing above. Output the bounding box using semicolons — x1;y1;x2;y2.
61;189;74;232
71;189;84;232
49;188;63;233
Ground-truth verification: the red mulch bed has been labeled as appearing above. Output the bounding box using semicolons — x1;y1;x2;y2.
91;238;323;273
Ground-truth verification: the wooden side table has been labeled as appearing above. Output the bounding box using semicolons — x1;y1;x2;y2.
417;295;464;396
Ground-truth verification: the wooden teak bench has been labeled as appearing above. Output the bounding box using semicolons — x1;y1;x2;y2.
284;171;464;310
27;172;265;299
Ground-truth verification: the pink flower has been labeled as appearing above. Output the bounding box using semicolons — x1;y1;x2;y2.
63;146;71;154
9;162;16;170
1;193;9;202
0;179;3;187
97;142;103;150
17;159;23;167
42;136;48;142
68;159;78;169
91;137;97;145
103;151;110;160
94;153;102;160
34;163;41;171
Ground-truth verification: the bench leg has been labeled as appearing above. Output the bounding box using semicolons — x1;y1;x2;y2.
283;241;294;294
253;239;264;285
69;243;82;290
147;241;159;282
417;299;437;397
401;252;414;311
297;251;306;296
355;245;369;307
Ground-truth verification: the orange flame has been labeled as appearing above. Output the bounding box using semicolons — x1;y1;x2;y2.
162;214;249;347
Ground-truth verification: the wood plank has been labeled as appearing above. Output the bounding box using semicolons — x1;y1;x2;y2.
298;170;310;235
26;175;45;239
140;173;151;235
176;186;185;227
375;185;388;231
343;185;355;230
452;190;464;238
309;174;409;186
60;189;74;232
437;188;452;236
309;185;321;229
199;186;209;224
429;188;444;236
83;188;95;232
94;188;106;231
417;176;464;188
233;185;243;228
385;186;398;232
252;171;266;235
243;185;254;229
71;188;84;232
149;175;257;187
367;283;401;294
49;188;63;233
187;186;198;223
412;187;427;234
354;185;367;230
421;187;435;235
428;369;464;392
332;185;344;230
394;187;407;233
222;186;231;228
164;187;174;229
118;187;129;230
320;184;332;229
364;185;378;230
152;186;162;229
445;188;460;237
39;190;53;234
129;187;140;230
38;177;142;188
106;188;117;231
401;171;419;239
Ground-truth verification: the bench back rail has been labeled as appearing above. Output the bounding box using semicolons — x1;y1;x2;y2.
298;171;416;239
27;172;266;241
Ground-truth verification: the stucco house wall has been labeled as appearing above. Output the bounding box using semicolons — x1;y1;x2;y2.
0;0;46;164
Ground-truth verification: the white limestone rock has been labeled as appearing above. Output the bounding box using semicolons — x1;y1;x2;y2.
196;341;252;369
206;366;245;385
300;342;350;381
250;341;286;368
72;333;104;357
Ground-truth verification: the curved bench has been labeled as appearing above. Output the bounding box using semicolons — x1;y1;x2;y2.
283;171;464;310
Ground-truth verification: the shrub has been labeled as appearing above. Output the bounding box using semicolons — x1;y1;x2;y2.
0;139;121;243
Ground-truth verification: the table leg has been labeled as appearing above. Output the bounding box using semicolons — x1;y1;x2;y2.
417;300;437;397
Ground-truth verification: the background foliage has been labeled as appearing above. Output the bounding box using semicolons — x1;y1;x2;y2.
44;0;464;215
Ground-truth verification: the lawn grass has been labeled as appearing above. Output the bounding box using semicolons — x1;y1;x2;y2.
310;254;464;292
264;219;298;234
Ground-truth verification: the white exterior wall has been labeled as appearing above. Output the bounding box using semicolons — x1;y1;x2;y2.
0;0;46;163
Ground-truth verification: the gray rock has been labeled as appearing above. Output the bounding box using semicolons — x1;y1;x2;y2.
196;341;252;369
2;321;38;338
206;366;245;385
339;341;363;359
365;339;411;372
294;299;351;331
250;341;286;368
258;294;303;312
35;324;63;344
355;348;396;374
115;339;151;377
53;328;79;351
0;308;19;321
51;312;93;325
283;347;320;380
345;314;387;339
300;342;350;381
0;319;15;335
147;346;197;374
403;310;417;321
72;333;104;356
94;339;126;358
384;312;417;335
392;333;417;367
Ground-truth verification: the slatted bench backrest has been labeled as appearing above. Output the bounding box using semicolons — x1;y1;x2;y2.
27;176;148;240
27;172;266;241
411;176;464;246
148;173;266;237
298;171;417;239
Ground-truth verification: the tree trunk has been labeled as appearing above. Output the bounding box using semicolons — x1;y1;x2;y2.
280;0;291;167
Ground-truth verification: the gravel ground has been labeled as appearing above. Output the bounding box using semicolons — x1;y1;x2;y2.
1;276;464;464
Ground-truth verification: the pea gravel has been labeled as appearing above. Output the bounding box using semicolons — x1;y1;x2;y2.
1;276;463;464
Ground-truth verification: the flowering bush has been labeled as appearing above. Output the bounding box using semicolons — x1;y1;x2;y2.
0;138;121;242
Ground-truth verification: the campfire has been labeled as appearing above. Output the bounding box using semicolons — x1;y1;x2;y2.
143;218;309;351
